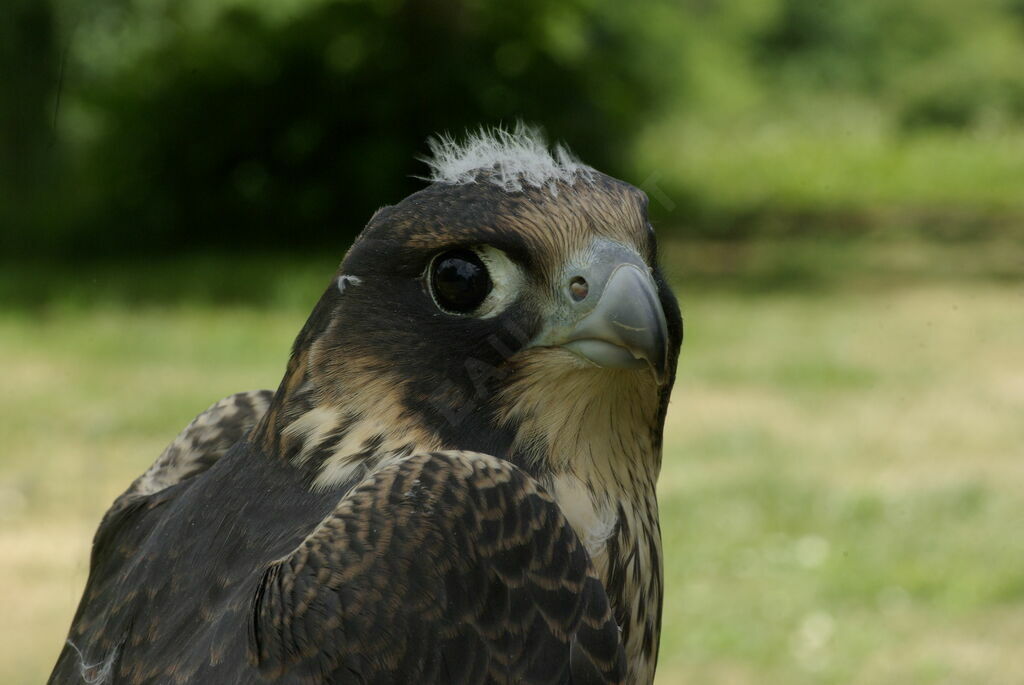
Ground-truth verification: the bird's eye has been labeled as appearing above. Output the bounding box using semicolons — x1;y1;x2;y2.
430;249;493;314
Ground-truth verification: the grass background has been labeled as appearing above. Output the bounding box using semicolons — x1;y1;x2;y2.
2;237;1021;684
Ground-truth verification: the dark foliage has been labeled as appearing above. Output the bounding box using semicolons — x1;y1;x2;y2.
4;0;677;257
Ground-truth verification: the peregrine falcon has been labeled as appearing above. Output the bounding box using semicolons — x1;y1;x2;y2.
50;126;683;685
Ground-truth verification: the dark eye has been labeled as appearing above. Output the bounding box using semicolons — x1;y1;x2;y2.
430;249;492;314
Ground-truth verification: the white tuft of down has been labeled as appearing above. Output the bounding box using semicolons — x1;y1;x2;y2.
336;274;363;294
421;123;594;193
66;640;118;685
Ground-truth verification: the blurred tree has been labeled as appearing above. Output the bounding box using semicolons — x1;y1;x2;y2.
0;0;61;250
756;0;953;90
5;0;1024;257
29;0;684;255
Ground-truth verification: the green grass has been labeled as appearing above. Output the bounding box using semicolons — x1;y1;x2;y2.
1;239;1022;683
655;264;1024;683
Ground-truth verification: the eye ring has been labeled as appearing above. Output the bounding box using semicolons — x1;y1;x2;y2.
428;248;493;315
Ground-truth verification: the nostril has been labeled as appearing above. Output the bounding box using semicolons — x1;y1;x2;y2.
569;276;589;302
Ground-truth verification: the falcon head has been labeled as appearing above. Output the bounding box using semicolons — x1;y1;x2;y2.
271;125;682;482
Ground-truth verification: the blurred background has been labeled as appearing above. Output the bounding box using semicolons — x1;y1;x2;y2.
1;0;1022;682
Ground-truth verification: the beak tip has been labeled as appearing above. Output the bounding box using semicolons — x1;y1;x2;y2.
530;245;672;385
561;263;670;383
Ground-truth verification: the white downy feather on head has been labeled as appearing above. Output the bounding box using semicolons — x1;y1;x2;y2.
421;123;595;193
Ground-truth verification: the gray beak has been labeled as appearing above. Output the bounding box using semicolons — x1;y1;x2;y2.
531;241;670;384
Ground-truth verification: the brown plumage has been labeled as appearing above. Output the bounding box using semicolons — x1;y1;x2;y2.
50;127;682;684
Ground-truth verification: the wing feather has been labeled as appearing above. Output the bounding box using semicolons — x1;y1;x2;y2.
251;450;626;684
50;391;273;684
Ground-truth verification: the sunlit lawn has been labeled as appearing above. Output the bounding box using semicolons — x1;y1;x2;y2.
1;239;1022;684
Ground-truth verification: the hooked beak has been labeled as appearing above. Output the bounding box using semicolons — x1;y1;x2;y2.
531;241;670;384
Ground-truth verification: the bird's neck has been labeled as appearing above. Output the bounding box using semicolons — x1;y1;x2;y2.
254;359;445;490
255;315;664;501
251;287;447;490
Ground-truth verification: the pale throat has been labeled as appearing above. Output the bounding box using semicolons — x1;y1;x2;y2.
495;349;663;557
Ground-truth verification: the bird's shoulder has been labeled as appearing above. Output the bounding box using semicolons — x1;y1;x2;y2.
122;389;274;500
